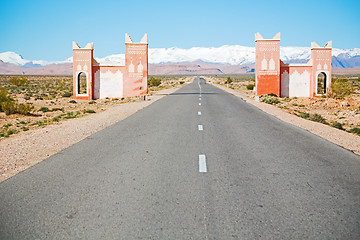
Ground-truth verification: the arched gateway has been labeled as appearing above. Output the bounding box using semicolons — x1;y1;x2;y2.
72;33;148;100
255;32;332;97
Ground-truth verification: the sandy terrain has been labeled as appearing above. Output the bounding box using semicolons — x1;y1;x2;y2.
0;85;185;183
204;77;360;156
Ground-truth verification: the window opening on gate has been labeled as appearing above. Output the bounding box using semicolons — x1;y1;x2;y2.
77;72;87;94
317;72;327;95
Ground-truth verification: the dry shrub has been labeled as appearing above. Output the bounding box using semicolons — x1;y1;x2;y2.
261;94;279;105
246;83;254;90
9;76;28;86
309;113;328;124
331;79;354;98
0;89;33;115
148;77;162;87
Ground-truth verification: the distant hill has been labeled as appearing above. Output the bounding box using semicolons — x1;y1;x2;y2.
0;61;254;75
0;45;359;75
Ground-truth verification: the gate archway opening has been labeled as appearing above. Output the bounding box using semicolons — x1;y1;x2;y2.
77;72;87;94
317;72;327;95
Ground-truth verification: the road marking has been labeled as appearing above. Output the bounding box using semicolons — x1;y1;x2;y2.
198;111;201;115
199;154;207;173
198;125;203;131
199;103;201;106
199;97;201;101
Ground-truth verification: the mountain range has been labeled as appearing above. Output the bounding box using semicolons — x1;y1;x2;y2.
0;45;359;75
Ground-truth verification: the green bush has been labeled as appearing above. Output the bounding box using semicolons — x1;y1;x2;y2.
297;111;310;119
64;112;79;119
1;100;16;115
36;121;45;127
261;94;279;105
148;77;162;87
246;83;254;90
331;122;344;130
39;107;50;112
62;92;72;97
52;107;64;112
69;100;77;104
1;89;33;115
16;103;34;115
0;89;8;101
179;81;184;85
34;95;43;100
84;109;96;114
0;89;12;112
331;79;354;98
9;76;28;86
348;127;360;136
283;97;291;102
52;114;66;122
0;127;18;138
225;77;232;84
309;113;328;124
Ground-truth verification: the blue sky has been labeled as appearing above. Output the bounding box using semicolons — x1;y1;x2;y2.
1;0;359;61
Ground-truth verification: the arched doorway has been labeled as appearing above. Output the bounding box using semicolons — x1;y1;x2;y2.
77;72;87;94
316;72;327;95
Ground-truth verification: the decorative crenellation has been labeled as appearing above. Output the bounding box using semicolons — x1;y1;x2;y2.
74;51;92;54
128;50;146;55
258;42;279;45
259;47;278;51
258;71;278;75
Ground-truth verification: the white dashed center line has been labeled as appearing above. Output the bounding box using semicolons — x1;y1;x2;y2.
197;78;207;174
199;155;207;173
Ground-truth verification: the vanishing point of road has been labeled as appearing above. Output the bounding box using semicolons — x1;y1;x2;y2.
1;78;359;239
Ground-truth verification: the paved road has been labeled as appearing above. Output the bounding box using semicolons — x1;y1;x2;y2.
1;78;360;239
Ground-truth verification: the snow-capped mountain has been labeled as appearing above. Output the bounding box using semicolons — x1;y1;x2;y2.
0;51;73;67
1;45;360;67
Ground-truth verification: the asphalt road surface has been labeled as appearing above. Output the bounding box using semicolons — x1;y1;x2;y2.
1;78;360;239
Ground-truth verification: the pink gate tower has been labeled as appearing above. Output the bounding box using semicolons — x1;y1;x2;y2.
72;33;148;100
255;32;332;97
